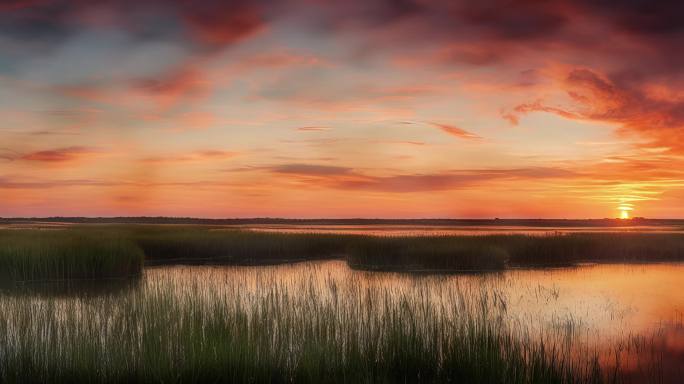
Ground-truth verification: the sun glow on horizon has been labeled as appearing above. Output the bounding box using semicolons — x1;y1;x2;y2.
618;205;634;219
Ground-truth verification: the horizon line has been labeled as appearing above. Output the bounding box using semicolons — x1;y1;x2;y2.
1;216;678;221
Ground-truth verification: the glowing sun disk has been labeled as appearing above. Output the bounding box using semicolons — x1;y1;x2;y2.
618;205;633;219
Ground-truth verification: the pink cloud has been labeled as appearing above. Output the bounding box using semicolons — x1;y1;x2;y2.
140;150;237;164
180;2;265;47
430;122;482;140
265;163;575;193
296;126;331;132
19;146;98;163
506;68;684;152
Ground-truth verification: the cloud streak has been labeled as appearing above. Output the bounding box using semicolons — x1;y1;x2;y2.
296;126;331;132
140;150;237;164
19;146;98;163
430;123;481;140
263;163;574;193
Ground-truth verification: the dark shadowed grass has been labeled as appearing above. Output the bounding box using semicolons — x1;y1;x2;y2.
3;226;684;280
132;226;352;265
347;236;509;272
126;226;684;271
347;233;684;271
499;233;684;266
0;229;144;283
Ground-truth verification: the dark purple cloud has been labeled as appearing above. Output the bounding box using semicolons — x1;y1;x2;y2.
0;0;268;65
3;0;682;87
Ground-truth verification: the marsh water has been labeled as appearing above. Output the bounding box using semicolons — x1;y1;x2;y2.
236;224;684;236
138;260;684;382
2;261;683;381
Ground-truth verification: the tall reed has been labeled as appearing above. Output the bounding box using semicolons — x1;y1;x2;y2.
347;236;509;271
0;229;143;283
347;233;684;270
133;226;351;264
0;266;604;383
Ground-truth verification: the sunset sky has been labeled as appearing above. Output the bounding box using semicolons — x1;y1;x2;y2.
1;0;684;218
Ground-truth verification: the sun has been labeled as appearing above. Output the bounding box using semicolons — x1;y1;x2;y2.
618;205;633;219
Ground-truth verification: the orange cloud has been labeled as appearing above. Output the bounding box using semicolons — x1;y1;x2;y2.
140;150;237;164
506;69;684;152
502;100;580;125
373;140;426;146
133;64;208;109
19;146;98;163
296;126;332;132
265;163;574;193
430;122;482;140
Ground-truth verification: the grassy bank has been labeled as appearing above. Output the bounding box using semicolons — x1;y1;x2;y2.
0;268;604;383
347;233;684;271
2;226;684;280
0;229;144;283
133;226;351;264
501;233;684;265
129;226;684;270
347;236;509;272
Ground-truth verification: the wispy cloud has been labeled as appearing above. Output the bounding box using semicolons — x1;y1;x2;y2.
373;140;426;146
270;163;354;176
140;150;238;164
19;146;99;163
296;126;332;132
430;123;482;140
263;163;574;193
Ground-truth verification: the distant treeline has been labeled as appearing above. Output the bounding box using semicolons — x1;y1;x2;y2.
0;216;679;227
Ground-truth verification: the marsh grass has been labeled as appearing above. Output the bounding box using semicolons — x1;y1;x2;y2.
0;226;675;382
0;277;141;298
124;226;684;271
0;229;143;283
133;226;351;264
347;233;684;271
499;233;684;266
347;236;509;272
0;267;604;383
3;226;683;279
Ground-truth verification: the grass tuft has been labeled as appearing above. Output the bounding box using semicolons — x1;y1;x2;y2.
133;226;350;265
347;236;509;272
0;229;144;283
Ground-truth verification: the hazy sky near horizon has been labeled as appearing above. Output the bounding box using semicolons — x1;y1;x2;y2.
2;0;684;218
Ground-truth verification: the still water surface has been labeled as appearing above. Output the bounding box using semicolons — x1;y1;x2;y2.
147;261;684;381
2;250;682;381
236;224;684;236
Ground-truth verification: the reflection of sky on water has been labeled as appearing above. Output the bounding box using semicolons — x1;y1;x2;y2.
2;259;682;381
148;261;684;382
234;225;684;236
